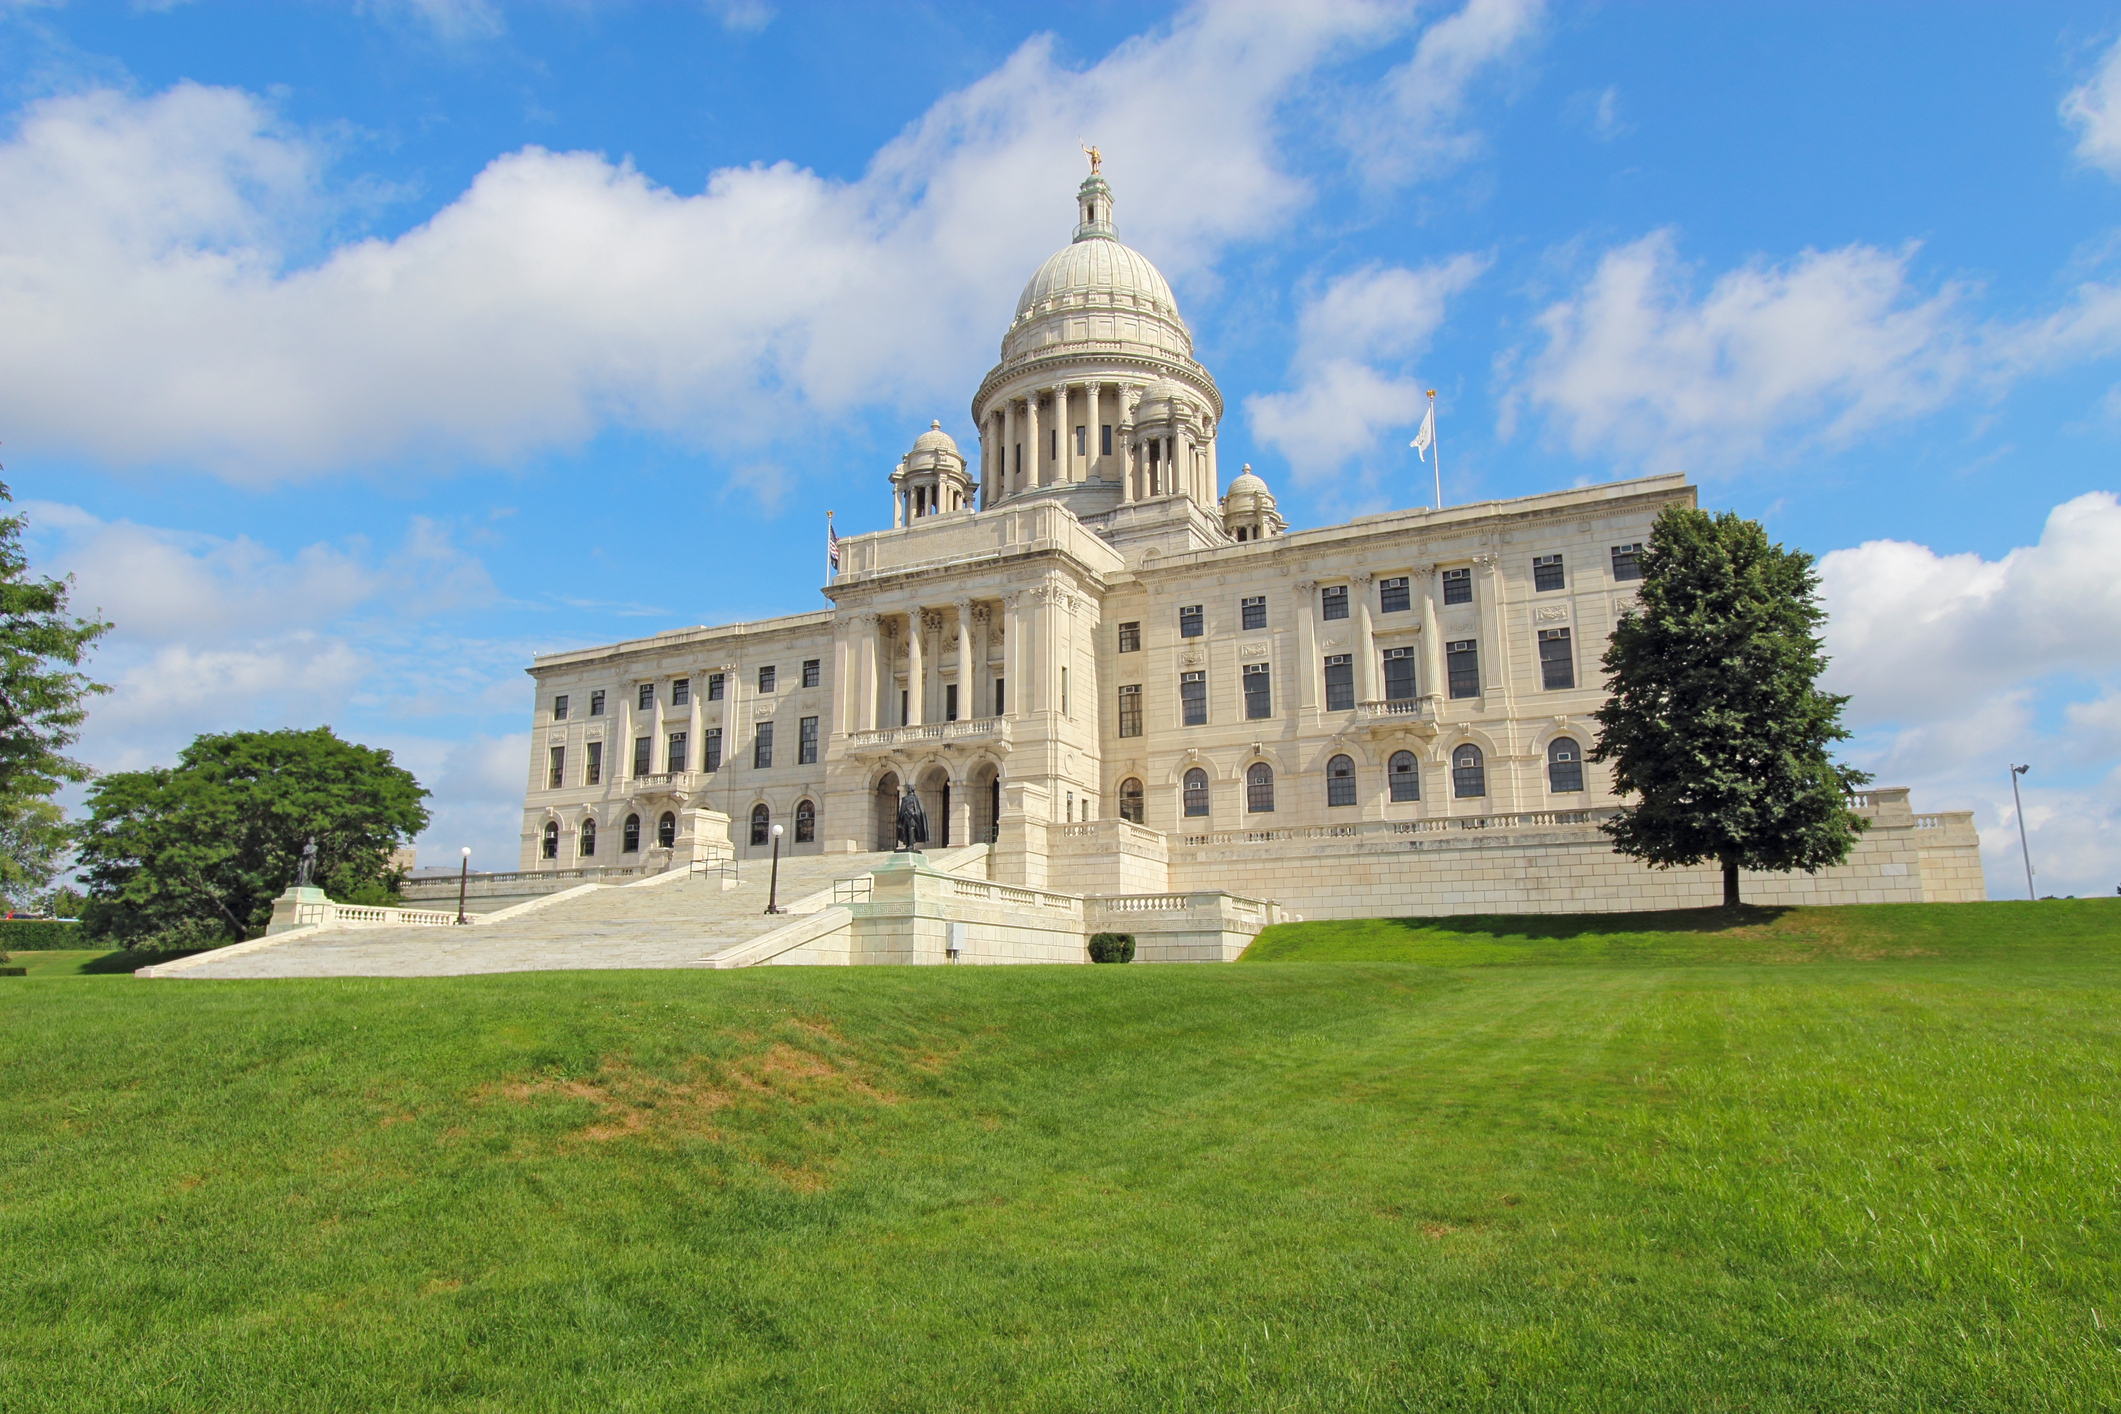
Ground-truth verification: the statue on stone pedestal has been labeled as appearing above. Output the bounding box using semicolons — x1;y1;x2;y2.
894;786;928;852
294;836;318;888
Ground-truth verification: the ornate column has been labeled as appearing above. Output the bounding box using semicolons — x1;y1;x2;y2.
951;600;972;721
1023;396;1040;496
1476;552;1506;702
904;610;926;727
1120;419;1136;503
1002;400;1017;501
1053;383;1071;482
1001;591;1022;718
971;604;992;718
1204;418;1218;500
1353;572;1378;704
687;669;704;773
1417;568;1443;707
650;678;666;775
1087;382;1102;481
1294;580;1319;714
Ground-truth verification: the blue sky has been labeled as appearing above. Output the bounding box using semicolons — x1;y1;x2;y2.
9;0;2121;896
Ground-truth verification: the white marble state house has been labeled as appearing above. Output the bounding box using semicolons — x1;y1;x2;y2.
515;169;1984;934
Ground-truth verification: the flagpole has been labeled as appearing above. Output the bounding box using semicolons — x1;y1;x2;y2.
1428;390;1441;511
826;510;834;582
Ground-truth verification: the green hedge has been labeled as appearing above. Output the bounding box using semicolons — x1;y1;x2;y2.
1088;932;1135;964
0;920;91;950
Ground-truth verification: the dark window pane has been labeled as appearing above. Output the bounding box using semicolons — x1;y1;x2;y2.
1382;647;1417;701
1379;577;1410;613
1243;663;1271;720
1452;746;1486;798
1389;750;1419;802
1548;736;1585;793
552;694;569;721
579;820;596;857
1179;605;1203;639
658;812;676;848
802;659;820;688
945;684;958;722
623;814;640;852
753;723;773;769
707;674;724;701
1321;585;1348;621
1119;778;1144;824
1539;628;1575;690
1324;654;1354;712
667;731;687;773
1102;424;1112;457
633;737;651;777
750;804;770;846
799;716;819;764
703;728;722;772
795;800;816;843
1118;684;1143;738
1442;568;1472;605
542;822;558;859
638;683;654;711
672;678;690;706
1533;555;1565;592
758;666;775;694
548;745;565;789
1246;763;1274;813
1326;754;1356;807
1180;671;1206;726
585;741;602;786
1611;543;1643;581
1117;621;1141;653
1241;595;1266;631
1183;768;1210;817
1447;640;1480;699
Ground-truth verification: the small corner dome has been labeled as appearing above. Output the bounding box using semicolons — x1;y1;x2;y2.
910;420;959;456
1226;465;1269;497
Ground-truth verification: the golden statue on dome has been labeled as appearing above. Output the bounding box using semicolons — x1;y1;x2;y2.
1081;142;1101;175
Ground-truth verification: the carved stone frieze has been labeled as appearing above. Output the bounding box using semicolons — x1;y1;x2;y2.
1534;606;1570;623
1239;642;1270;659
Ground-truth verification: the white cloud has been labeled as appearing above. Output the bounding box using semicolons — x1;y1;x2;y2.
0;1;1518;484
2062;36;2121;176
704;0;772;34
1351;0;1545;184
1817;493;2121;898
1565;85;1628;141
1247;254;1488;484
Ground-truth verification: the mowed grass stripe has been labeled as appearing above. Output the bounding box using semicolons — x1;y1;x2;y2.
2;907;2117;1410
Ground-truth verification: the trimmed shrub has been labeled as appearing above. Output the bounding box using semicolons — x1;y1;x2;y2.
0;919;89;950
1088;932;1136;964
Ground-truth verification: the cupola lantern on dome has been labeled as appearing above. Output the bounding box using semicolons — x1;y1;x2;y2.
1220;464;1285;543
889;419;975;526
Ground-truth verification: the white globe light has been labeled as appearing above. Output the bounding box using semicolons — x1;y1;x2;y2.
771;824;784;838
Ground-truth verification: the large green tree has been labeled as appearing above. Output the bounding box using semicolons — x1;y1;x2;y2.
0;480;111;903
76;727;430;947
1591;506;1869;907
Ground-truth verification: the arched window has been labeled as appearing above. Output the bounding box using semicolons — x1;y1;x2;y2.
750;803;770;845
1389;750;1420;803
795;799;816;843
541;820;559;859
655;811;676;848
1246;762;1275;813
1452;745;1486;799
622;813;641;853
1183;768;1210;817
1547;737;1584;793
1118;777;1145;824
578;818;597;857
1326;754;1356;807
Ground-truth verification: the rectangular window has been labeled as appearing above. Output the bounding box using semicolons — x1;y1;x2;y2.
802;658;820;688
1382;646;1417;701
1378;576;1410;614
799;715;819;764
1118;684;1143;738
901;689;909;725
1539;628;1576;690
633;736;651;777
548;745;565;789
993;677;1005;716
1101;424;1112;457
552;694;569;721
945;683;958;722
707;673;725;702
589;689;605;716
637;683;655;711
672;678;690;707
1442;568;1473;605
758;665;776;694
1321;585;1348;621
1533;554;1565;593
1179;605;1203;639
1324;654;1354;712
667;731;687;773
702;728;722;772
1611;543;1643;581
1243;663;1271;720
753;723;773;769
1180;671;1207;726
1118;620;1141;653
1447;640;1480;699
1241;595;1266;631
585;740;602;785
1075;425;1086;457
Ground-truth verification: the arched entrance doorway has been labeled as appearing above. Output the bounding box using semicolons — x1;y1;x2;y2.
970;762;1000;843
917;765;951;849
874;772;900;851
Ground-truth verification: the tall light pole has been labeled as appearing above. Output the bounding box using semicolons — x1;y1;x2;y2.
456;846;471;924
2009;764;2035;901
764;823;786;915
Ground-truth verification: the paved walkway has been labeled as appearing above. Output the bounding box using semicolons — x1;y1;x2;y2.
164;852;908;979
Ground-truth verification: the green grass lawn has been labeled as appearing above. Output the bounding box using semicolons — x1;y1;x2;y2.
4;904;2119;1411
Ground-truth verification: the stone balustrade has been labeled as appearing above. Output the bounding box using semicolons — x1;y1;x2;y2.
845;717;1012;752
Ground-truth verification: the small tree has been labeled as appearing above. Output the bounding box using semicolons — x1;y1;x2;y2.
75;727;430;947
1591;506;1869;907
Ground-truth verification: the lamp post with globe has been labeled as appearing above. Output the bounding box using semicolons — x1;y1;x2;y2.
456;846;471;924
764;824;786;915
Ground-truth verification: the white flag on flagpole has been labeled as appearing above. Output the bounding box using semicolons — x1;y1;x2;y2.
1409;403;1436;462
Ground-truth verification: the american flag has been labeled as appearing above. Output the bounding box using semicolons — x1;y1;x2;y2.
826;511;840;574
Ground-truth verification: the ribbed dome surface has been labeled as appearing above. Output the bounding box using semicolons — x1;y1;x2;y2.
1011;236;1178;325
910;420;958;455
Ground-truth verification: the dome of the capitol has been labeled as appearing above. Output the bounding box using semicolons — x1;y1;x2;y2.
996;171;1195;368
